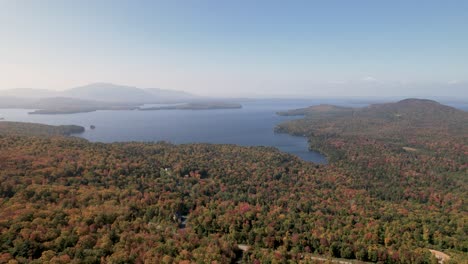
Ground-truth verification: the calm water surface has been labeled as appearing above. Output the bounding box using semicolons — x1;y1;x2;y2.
0;99;373;164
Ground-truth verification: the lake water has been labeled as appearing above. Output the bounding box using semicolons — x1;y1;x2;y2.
5;98;465;164
0;99;367;164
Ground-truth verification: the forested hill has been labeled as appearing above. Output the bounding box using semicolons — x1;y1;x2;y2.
277;98;468;136
360;99;467;129
277;99;468;138
275;98;467;192
275;98;467;260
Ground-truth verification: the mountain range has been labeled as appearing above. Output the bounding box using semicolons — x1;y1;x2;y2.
0;83;199;103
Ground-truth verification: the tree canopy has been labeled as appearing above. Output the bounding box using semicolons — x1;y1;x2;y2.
0;99;466;263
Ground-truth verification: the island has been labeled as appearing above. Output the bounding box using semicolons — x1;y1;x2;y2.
139;102;242;111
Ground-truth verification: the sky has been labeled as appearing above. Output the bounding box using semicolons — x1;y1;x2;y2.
0;0;467;98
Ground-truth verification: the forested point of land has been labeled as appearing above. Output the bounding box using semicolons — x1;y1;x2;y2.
0;98;467;263
0;122;85;136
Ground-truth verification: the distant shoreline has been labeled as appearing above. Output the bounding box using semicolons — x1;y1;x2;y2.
25;103;243;115
28;106;138;115
139;102;242;111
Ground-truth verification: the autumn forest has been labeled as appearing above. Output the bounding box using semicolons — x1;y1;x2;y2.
0;99;467;263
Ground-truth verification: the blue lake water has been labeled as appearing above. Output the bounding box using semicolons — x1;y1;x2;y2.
0;99;348;163
5;98;465;163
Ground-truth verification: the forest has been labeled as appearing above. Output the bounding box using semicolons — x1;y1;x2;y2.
0;122;84;136
0;99;466;263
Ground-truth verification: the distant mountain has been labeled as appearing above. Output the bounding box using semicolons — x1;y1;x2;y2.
63;83;154;103
0;83;199;104
63;83;198;103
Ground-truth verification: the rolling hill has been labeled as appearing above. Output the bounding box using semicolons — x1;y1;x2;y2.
277;98;468;137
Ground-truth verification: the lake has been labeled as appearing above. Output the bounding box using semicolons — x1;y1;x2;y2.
18;98;467;163
0;99;355;163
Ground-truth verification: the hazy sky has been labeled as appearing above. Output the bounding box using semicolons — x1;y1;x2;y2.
1;0;467;97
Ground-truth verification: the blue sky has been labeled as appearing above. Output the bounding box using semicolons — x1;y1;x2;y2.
0;0;467;97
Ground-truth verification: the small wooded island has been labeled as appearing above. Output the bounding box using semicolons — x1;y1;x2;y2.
139;102;242;111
